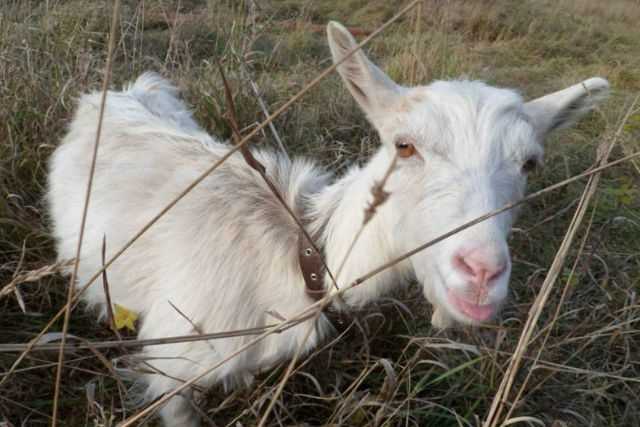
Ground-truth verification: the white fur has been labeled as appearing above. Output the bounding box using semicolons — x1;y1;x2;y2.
47;22;609;426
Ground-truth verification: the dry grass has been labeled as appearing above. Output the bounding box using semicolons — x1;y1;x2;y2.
1;0;640;426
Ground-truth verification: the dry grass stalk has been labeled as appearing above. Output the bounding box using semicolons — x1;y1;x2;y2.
0;150;637;356
249;103;397;425
256;307;324;427
218;62;340;290
10;241;27;313
117;309;321;425
51;1;121;424
0;394;52;421
504;199;599;420
3;2;639;425
0;0;422;387
409;0;423;85
454;343;640;384
130;34;399;425
218;57;359;425
0;259;74;300
336;153;398;280
350;149;640;289
0;325;284;353
217;321;363;425
363;154;398;226
116;147;639;425
239;62;289;161
483;96;639;427
167;300;217;354
100;236;121;340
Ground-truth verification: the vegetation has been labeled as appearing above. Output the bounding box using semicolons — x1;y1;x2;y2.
1;0;639;425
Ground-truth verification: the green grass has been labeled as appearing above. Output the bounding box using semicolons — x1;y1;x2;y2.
1;0;639;425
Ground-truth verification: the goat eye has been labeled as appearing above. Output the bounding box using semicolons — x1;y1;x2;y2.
522;157;538;174
395;139;416;158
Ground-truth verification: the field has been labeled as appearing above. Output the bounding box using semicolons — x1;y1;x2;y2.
1;0;640;425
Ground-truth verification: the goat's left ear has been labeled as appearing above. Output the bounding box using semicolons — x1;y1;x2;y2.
327;21;403;119
524;77;609;138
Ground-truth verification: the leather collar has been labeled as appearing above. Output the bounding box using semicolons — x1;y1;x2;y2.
298;229;326;301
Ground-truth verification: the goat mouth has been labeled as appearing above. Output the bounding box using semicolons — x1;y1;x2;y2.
447;290;496;322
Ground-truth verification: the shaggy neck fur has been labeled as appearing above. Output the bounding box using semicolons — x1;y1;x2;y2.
312;149;413;307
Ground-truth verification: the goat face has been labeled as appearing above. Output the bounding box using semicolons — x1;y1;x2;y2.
327;21;609;327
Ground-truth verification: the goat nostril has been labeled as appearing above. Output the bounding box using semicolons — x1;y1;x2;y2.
488;265;506;281
453;255;475;276
476;265;505;283
476;265;506;288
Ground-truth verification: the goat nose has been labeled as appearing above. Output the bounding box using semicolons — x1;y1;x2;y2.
453;250;506;287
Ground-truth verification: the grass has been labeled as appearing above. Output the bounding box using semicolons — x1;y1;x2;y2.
1;0;640;425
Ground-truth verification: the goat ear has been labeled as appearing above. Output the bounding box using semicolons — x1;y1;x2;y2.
327;21;402;117
524;77;609;138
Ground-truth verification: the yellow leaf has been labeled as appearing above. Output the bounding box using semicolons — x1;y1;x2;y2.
113;304;139;332
350;407;368;426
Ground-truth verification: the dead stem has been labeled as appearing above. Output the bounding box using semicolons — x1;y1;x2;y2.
0;151;638;358
51;1;121;424
239;61;289;161
100;236;121;340
335;153;398;281
0;0;422;387
218;61;340;293
350;150;640;289
0;259;74;300
483;95;639;427
168;300;217;353
504;196;599;420
409;0;423;85
256;307;325;427
118;148;639;425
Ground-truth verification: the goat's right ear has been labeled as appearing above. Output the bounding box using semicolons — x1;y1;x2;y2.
327;21;402;118
524;77;609;138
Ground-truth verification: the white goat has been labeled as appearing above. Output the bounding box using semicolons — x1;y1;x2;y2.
47;21;609;426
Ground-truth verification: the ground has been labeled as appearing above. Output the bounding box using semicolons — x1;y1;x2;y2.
1;0;639;426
